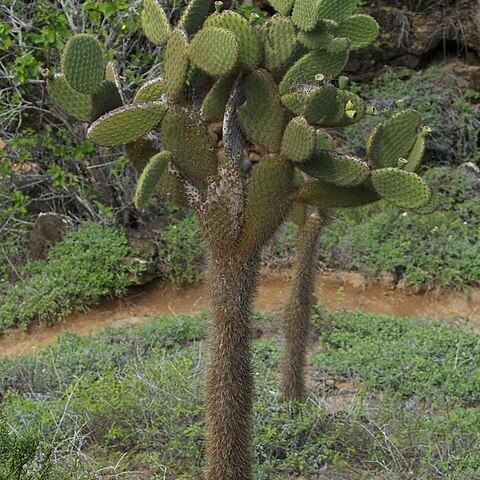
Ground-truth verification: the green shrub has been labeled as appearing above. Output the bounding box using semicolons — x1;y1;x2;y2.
315;310;480;404
0;223;145;332
157;215;205;286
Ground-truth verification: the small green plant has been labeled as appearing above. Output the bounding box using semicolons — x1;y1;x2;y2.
0;223;145;332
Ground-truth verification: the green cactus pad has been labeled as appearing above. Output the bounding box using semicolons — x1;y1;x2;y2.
125;136;161;173
281;91;306;116
300;150;370;187
91;63;124;121
326;36;351;54
279;49;349;95
367;110;422;169
412;189;439;215
201;75;235;122
165;29;189;101
205;11;261;70
405;128;429;172
135;151;171;208
281;117;316;163
156;168;188;206
238;69;286;151
335;14;379;49
240;155;294;252
161;108;217;188
297;22;332;50
268;0;295;15
189;27;240;77
48;74;92;122
88;101;167;146
62;34;105;94
292;0;319;31
295;181;380;207
303;85;341;125
371;168;431;209
178;0;212;36
263;16;297;71
141;0;171;46
317;0;358;22
133;77;166;103
288;201;307;226
316;130;334;150
327;89;366;127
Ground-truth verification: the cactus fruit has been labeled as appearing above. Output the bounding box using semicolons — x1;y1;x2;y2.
262;16;297;71
301;151;370;187
87;101;167;146
165;29;189;101
238;69;286;151
62;34;105;94
48;74;92;122
135;151;171;208
140;0;171;45
281;117;316;162
204;11;261;70
367;110;422;169
268;0;295;16
371;168;431;209
133;77;166;103
189;27;240;77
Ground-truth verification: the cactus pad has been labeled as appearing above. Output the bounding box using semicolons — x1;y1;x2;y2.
165;29;189;101
288;201;307;226
367;110;422;169
238;69;286;151
156;167;188;206
279;49;348;95
135;151;171;208
303;85;341;125
205;11;261;70
335;14;379;49
62;34;105;94
125;136;160;173
179;0;212;35
91;63;124;120
405;128;430;172
189;27;240;77
263;16;297;71
161;108;217;187
88;101;167;146
201;75;235;122
281;117;316;163
413;189;439;215
295;181;379;207
371;168;431;209
268;0;295;16
292;0;319;31
297;22;332;50
317;0;358;22
240;155;294;252
281;91;307;116
48;74;92;122
133;77;166;103
300;150;370;187
141;0;171;46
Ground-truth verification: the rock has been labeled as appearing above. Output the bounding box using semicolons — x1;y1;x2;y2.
458;162;480;181
28;213;71;259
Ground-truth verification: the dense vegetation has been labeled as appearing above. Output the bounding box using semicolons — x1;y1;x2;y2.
1;311;479;479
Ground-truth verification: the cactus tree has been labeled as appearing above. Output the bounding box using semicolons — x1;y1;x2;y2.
47;0;437;477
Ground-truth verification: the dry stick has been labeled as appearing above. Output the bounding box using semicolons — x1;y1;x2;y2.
281;211;324;402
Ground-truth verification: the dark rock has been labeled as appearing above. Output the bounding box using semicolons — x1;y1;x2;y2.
28;213;71;259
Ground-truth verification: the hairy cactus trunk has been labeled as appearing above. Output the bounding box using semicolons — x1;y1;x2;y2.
281;213;323;401
204;252;260;480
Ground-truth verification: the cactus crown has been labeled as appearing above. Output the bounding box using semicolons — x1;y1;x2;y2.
49;0;437;253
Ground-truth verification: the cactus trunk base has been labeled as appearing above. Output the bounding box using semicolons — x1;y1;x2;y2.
204;252;260;480
281;213;323;402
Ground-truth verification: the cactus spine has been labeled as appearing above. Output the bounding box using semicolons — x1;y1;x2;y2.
47;0;437;476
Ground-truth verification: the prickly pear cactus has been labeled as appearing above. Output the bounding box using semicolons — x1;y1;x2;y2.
48;1;438;478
